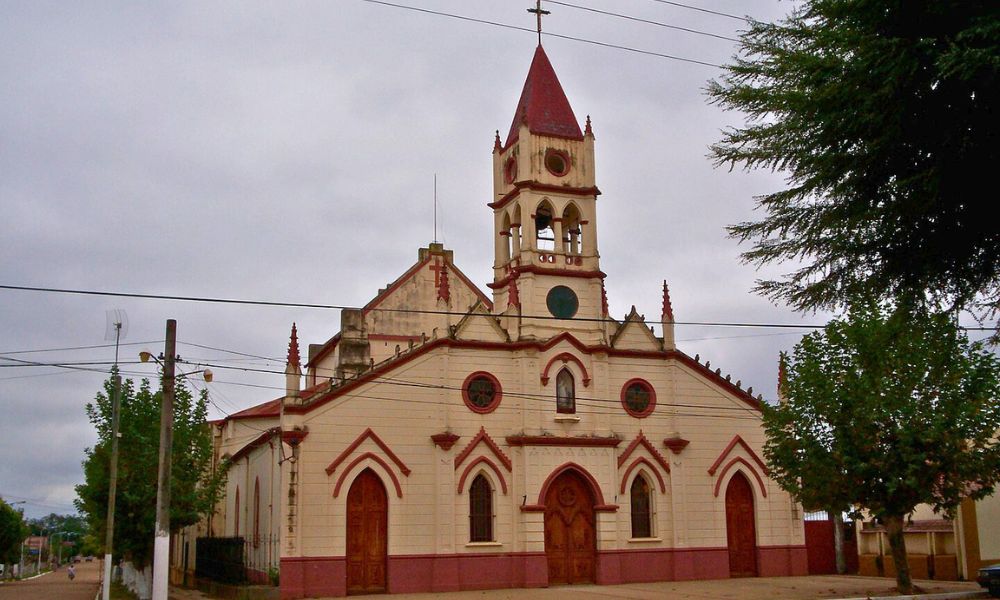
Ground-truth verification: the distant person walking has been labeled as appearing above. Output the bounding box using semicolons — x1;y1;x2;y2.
67;564;75;581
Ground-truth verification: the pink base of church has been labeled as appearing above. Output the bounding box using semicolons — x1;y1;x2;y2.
280;546;808;598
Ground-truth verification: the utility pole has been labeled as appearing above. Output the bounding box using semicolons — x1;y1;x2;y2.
151;319;176;600
102;322;122;600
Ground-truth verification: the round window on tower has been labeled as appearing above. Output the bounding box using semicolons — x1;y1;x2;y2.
546;285;579;319
544;149;570;177
504;156;518;184
621;379;656;418
462;371;502;414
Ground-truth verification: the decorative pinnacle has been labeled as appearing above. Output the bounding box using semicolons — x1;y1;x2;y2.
585;115;593;136
287;323;300;368
662;280;674;322
494;130;502;151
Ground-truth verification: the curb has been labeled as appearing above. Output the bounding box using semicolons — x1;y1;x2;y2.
834;590;990;600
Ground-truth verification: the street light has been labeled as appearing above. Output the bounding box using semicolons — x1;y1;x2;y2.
139;320;212;600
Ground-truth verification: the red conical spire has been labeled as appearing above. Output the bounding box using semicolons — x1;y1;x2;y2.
505;46;583;147
287;323;300;368
662;280;674;322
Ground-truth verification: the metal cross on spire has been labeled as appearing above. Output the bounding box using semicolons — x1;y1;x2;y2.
527;0;550;46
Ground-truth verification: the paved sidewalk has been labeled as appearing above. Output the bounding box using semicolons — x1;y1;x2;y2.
169;575;987;600
0;560;101;600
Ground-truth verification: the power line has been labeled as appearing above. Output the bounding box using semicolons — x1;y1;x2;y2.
546;0;739;42
358;0;722;68
645;0;749;22
0;283;829;330
0;340;157;355
5;283;996;332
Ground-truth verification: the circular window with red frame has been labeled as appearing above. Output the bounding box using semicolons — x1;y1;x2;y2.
463;371;502;414
544;149;571;177
504;156;518;184
621;379;656;418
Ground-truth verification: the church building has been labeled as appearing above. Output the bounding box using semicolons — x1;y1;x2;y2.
208;44;808;598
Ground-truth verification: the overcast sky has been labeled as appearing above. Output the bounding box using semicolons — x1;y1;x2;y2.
0;0;828;519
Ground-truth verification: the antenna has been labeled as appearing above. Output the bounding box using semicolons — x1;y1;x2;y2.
105;309;128;360
433;173;438;244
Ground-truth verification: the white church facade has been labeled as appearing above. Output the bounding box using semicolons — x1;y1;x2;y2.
205;44;808;598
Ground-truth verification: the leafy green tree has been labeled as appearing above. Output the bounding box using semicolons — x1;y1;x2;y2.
75;371;224;568
708;1;999;318
27;513;86;561
0;499;28;566
763;300;1000;593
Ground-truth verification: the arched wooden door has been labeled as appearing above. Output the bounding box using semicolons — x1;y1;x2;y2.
725;471;758;577
346;469;387;594
544;470;596;584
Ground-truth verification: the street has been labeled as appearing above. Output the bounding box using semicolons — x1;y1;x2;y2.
0;560;100;600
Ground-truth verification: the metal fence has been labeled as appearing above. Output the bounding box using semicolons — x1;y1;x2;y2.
195;535;279;586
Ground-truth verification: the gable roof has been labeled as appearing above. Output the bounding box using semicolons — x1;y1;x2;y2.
228;398;281;420
506;45;583;147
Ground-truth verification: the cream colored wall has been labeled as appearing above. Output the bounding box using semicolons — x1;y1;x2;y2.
286;341;803;559
976;492;1000;560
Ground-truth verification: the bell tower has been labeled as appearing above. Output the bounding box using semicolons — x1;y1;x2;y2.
489;45;604;343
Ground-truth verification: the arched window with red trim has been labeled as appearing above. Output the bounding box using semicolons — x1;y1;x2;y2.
630;475;652;538
469;474;493;542
556;368;575;413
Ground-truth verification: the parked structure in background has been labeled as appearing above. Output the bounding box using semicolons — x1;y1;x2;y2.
172;44;810;597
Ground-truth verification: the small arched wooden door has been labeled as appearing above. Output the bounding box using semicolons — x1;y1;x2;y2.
346;469;388;594
725;471;759;577
544;470;596;584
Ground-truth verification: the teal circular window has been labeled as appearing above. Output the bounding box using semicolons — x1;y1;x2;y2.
546;286;579;319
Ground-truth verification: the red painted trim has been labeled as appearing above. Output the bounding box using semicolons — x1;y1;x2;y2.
430;432;460;451
617;431;670;474
533;462;612;507
505;435;621;447
289;340;761;416
461;372;503;414
228;398;282;420
663;437;690;454
540;352;591;387
707;434;769;476
457;456;508;495
229;428;278;463
455;427;512;471
325;427;411;477
281;429;309;446
333;452;403;498
620;457;666;494
544;148;571;176
712;457;768;499
305;333;341;369
620;378;656;418
489;266;606;289
362;255;492;316
489;182;601;210
363;255;432;314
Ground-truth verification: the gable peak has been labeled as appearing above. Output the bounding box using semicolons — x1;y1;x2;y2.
505;45;583;147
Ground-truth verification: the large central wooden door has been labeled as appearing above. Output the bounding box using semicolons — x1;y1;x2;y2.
725;472;758;577
544;471;596;584
346;469;387;594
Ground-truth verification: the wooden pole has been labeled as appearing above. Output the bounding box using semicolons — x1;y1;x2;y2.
152;319;176;600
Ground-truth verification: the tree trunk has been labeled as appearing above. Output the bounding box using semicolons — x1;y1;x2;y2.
884;514;912;594
832;510;846;575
